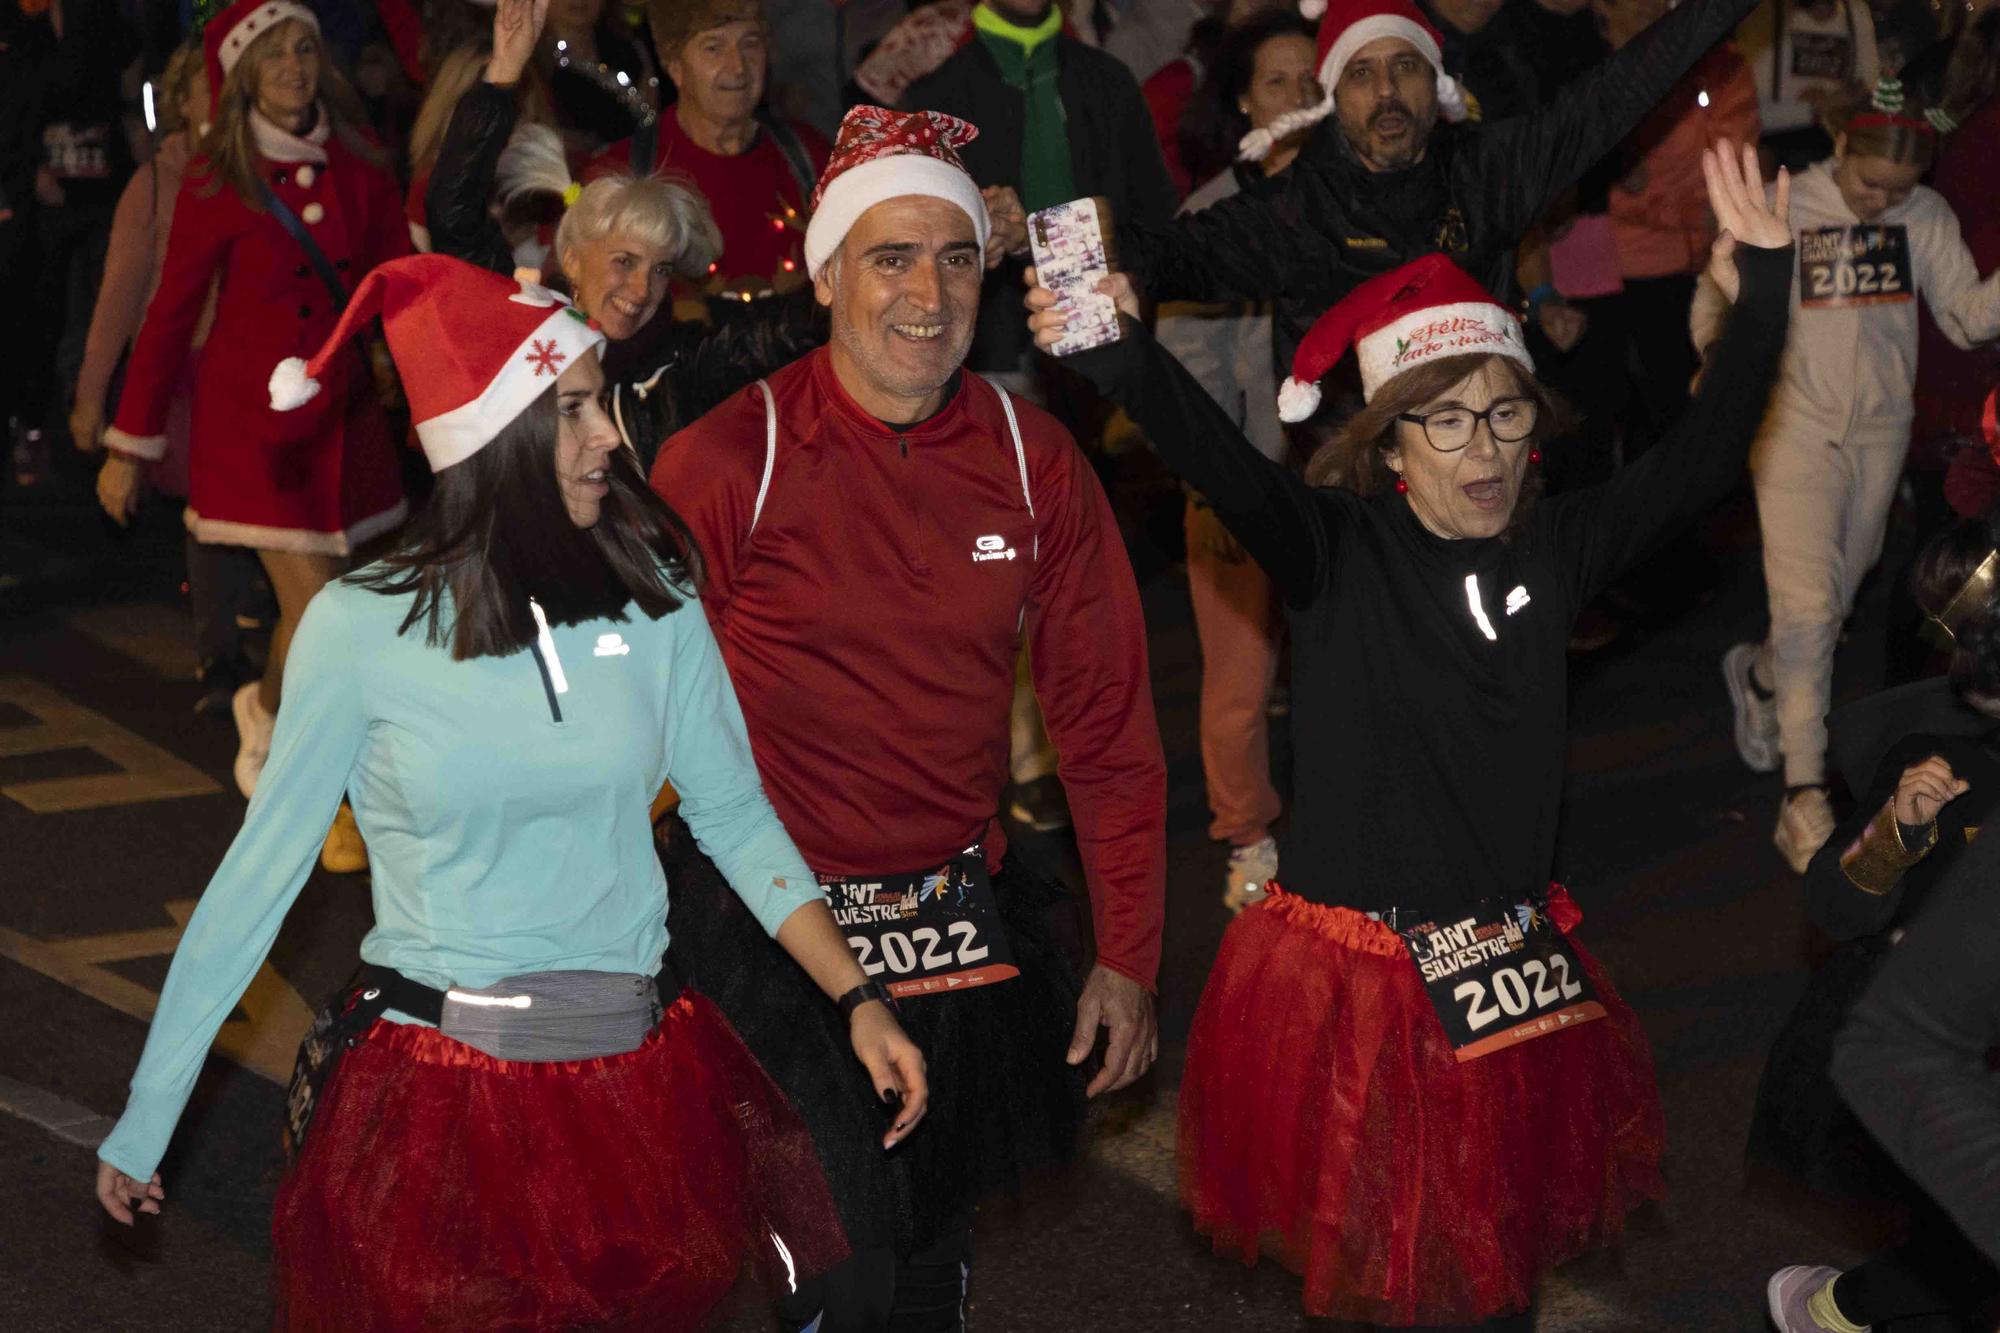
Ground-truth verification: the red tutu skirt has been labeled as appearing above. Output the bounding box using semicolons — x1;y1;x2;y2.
1179;886;1664;1326
271;992;848;1332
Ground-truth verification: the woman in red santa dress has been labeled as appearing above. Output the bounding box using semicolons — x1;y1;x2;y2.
101;0;410;828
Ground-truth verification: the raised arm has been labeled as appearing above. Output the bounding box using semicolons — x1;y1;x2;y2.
1044;275;1343;605
1467;0;1762;247
426;0;545;274
95;592;366;1210
1115;161;1339;307
1542;143;1792;605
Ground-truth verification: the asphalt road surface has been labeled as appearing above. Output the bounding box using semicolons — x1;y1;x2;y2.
0;454;1924;1332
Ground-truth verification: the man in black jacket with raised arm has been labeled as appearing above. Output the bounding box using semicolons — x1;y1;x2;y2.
1117;0;1763;346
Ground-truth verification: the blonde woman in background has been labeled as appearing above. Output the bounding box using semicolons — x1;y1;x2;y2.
100;0;411;872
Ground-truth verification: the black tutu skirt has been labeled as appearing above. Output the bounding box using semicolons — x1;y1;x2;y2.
660;816;1088;1255
1747;933;1916;1208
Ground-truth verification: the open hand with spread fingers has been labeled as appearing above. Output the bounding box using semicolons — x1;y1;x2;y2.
1703;139;1792;304
487;0;550;88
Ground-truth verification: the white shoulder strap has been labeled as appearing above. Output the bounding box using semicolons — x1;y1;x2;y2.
751;379;778;533
991;384;1034;520
988;382;1040;564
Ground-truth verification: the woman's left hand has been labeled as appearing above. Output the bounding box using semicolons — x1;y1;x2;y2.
1024;268;1141;351
849;1002;928;1149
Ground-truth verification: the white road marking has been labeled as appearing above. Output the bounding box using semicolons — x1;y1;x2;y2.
0;1073;116;1148
0;676;221;812
0;899;312;1084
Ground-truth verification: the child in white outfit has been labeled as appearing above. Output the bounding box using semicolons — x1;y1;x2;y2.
1695;85;2000;873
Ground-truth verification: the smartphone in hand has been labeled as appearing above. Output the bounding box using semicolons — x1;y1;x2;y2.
1027;197;1122;357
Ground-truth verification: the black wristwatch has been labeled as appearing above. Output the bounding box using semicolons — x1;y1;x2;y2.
837;980;896;1019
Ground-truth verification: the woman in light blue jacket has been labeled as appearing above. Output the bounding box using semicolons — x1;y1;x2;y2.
92;253;925;1331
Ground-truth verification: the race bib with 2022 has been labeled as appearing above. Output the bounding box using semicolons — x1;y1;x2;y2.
821;849;1019;1000
1398;899;1607;1061
1798;224;1913;309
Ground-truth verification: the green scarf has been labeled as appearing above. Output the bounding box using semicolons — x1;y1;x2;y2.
972;3;1074;210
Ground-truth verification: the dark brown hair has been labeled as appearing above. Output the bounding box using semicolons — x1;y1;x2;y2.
1303;352;1569;528
348;385;704;660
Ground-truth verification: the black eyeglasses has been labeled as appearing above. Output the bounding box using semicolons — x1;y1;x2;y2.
1396;397;1539;452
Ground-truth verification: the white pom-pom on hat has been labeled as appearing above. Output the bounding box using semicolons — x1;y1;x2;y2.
1300;0;1328;17
1278;376;1322;424
268;357;322;411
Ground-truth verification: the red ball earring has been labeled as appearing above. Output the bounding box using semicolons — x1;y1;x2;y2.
1529;448;1543;464
1395;478;1409;494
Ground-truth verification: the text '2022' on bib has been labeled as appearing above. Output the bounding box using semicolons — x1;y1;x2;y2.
821;848;1019;1000
1398;898;1606;1062
1798;224;1913;309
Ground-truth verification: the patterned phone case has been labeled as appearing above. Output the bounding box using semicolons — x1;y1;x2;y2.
1028;198;1122;357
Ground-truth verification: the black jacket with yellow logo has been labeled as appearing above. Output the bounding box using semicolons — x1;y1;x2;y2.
1117;0;1760;363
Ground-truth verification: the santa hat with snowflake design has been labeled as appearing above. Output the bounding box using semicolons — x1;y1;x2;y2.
803;105;991;280
1239;0;1468;162
201;0;320;118
268;253;606;472
1277;252;1532;422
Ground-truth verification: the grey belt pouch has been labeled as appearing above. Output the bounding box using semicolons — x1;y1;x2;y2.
439;970;663;1062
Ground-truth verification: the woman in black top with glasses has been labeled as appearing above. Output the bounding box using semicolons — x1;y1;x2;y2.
1028;144;1794;1330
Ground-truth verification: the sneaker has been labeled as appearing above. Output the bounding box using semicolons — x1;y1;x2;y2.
1724;642;1780;773
1006;775;1072;832
1767;1264;1864;1332
1224;835;1278;913
1774;787;1836;875
231;681;275;798
319;801;368;874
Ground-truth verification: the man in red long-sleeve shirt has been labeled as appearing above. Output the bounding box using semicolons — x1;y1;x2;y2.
650;105;1165;1330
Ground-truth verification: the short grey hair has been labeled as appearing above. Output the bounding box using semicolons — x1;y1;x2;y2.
555;173;724;281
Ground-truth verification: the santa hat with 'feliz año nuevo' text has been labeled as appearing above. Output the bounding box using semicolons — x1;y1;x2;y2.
268;253;606;472
201;0;320;117
1240;0;1469;162
803;105;991;280
1278;252;1533;423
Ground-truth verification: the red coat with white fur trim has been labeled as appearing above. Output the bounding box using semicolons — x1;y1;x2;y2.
106;126;410;555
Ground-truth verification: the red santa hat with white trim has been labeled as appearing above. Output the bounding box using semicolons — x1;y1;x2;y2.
203;0;321;118
1240;0;1468;162
268;254;606;472
803;105;991;280
1277;252;1532;422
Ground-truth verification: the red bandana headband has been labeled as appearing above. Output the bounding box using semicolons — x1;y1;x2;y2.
1848;111;1936;135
